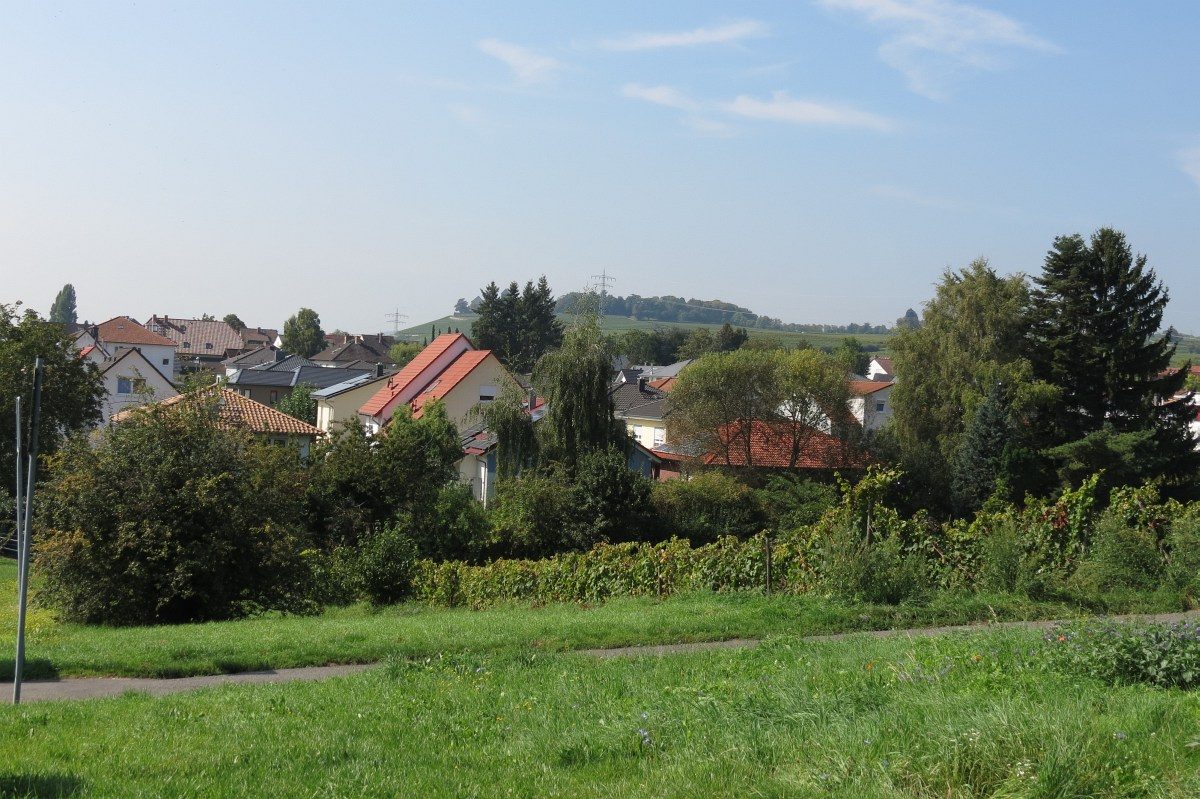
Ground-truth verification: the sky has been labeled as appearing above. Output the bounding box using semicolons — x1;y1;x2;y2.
2;1;1199;334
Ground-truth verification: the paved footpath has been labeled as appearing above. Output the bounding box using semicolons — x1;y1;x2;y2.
4;610;1198;704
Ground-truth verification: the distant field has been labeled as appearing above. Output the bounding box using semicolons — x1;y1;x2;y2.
397;314;892;353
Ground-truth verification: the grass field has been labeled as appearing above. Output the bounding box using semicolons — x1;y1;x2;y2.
396;313;892;353
2;628;1198;797
0;561;1082;680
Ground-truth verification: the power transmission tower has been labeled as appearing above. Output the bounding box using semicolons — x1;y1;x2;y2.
385;308;408;335
590;269;615;317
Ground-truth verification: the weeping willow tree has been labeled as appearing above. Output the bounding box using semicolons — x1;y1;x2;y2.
473;384;537;478
532;313;623;471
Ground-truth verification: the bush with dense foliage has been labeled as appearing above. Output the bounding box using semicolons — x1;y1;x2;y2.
356;521;420;607
651;471;767;544
36;396;315;624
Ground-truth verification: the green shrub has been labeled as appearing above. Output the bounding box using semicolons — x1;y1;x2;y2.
818;523;925;605
651;472;767;544
412;483;494;562
756;475;838;531
304;546;360;606
1164;514;1200;606
977;517;1025;593
489;468;577;557
357;521;420;607
571;447;656;545
1044;620;1200;689
36;397;316;625
1069;512;1163;600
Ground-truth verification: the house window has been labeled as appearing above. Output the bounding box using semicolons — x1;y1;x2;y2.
479;385;497;402
162;358;170;366
875;401;886;412
205;343;214;350
653;427;666;446
269;390;279;405
117;377;133;395
631;425;644;440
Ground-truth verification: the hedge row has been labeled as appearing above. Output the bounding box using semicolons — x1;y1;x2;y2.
411;533;818;608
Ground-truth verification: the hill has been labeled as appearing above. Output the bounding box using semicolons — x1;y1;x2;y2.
394;313;891;353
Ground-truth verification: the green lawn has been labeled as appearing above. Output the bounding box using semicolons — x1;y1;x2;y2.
2;629;1197;797
0;560;1093;680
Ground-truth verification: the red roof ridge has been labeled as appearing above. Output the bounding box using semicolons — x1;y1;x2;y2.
411;349;494;419
359;333;469;417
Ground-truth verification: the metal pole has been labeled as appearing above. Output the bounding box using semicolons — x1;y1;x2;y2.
14;396;23;594
764;534;773;597
14;358;44;705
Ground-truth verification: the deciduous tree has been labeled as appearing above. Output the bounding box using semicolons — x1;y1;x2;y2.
281;308;325;357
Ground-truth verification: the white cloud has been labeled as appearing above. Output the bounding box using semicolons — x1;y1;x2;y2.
601;20;768;51
724;91;894;131
818;0;1060;99
1181;145;1200;190
621;83;700;111
478;38;562;84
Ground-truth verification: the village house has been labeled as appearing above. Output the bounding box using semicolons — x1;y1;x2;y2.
111;386;323;457
91;316;178;375
144;315;248;373
357;333;519;432
312;334;395;369
97;348;179;424
848;378;895;431
312;372;396;434
225;355;379;407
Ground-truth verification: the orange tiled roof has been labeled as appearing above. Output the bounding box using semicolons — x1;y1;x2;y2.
849;379;893;396
359;333;468;417
705;419;868;469
648;376;677;393
410;349;493;419
96;316;178;348
111;387;321;437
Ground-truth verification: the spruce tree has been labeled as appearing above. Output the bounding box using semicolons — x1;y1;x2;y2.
49;284;78;325
951;382;1013;514
1029;228;1196;486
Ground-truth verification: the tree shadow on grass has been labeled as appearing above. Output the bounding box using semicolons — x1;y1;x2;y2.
0;774;83;798
0;659;60;682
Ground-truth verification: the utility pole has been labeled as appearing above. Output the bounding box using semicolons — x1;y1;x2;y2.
385;309;408;336
590;269;615;318
13;357;44;705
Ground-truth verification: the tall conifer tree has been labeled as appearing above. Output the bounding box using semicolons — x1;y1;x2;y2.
1029;228;1196;485
49;284;78;325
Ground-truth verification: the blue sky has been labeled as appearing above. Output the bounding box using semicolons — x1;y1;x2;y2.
2;1;1199;333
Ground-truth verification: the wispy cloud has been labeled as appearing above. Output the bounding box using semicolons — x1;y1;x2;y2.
601;20;768;51
622;84;893;135
621;83;700;112
724;91;895;131
818;0;1060;100
1181;145;1200;190
478;38;562;84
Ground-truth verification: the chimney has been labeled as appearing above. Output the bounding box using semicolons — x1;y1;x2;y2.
637;376;648;392
374;363;385;378
528;388;536;411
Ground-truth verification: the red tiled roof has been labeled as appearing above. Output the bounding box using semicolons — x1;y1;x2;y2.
79;345;97;359
849;379;893;396
873;356;894;372
411;349;493;419
111;387;321;437
96;316;178;347
705;420;868;470
359;333;468;417
145;316;244;357
648;376;677;393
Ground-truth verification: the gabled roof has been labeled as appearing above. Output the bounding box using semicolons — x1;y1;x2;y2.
610;379;666;415
111;387;321;437
410;349;493;419
311;372;393;400
249;354;316;372
99;347;175;386
360;333;470;417
312;337;394;366
647;376;677;393
144;316;245;357
96;316;178;348
622;397;669;421
706;420;868;469
228;364;372;390
224;346;286;369
849;379;894;396
871;356;894;373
